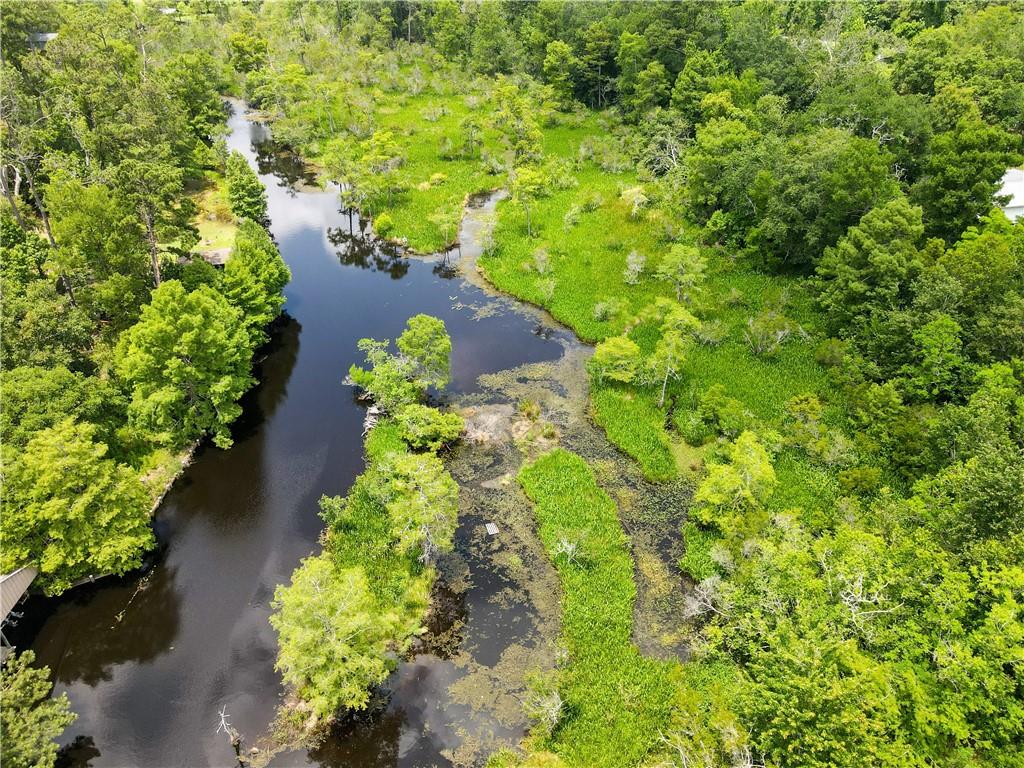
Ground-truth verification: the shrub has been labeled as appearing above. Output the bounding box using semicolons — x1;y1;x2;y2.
592;298;625;323
622;250;645;285
537;277;557;304
725;286;745;306
581;191;604;212
815;430;857;468
588;335;642;385
480;150;505;175
374;213;395;235
518;399;541;421
695;384;756;440
522;671;565;739
815;338;848;367
838;466;883;496
421;105;447;122
620;186;649;219
744;311;793;357
395;404;464;452
533;248;552;274
544;157;578;190
438;136;457;160
694;319;727;346
783;393;825;449
563;204;582;230
673;409;713;446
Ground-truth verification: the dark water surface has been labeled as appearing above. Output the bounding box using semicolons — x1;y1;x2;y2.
10;103;567;767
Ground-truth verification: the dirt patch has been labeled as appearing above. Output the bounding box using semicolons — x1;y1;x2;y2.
460;403;517;444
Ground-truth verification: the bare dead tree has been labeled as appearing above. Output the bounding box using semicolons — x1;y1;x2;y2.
839;573;903;636
729;744;767;768
552;535;581;565
0;164;26;229
216;706;247;768
418;523;439;565
685;575;730;620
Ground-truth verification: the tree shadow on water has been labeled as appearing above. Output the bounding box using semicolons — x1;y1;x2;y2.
250;131;317;190
227;314;302;445
56;735;100;768
21;564;183;687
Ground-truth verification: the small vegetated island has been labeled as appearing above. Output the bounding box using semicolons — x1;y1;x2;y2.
2;2;1023;768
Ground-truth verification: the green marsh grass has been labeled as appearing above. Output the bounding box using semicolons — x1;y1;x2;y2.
590;387;677;482
518;449;679;767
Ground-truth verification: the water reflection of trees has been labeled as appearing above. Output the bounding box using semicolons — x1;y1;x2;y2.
327;226;409;279
251;130;317;191
432;256;459;281
307;664;473;768
305;702;402;768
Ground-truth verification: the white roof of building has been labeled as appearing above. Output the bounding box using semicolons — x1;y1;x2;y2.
998;168;1024;218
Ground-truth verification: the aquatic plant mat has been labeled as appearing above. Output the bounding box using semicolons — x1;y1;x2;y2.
438;329;693;765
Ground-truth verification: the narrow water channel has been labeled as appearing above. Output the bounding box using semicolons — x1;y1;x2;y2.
9;102;572;767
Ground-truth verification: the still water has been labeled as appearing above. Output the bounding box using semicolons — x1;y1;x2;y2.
10;102;569;767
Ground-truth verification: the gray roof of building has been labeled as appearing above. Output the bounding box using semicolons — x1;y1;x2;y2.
1;567;38;621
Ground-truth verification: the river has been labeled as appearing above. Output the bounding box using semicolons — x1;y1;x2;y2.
9;102;574;767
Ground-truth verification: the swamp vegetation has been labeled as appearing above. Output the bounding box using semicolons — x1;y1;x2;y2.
2;2;1024;768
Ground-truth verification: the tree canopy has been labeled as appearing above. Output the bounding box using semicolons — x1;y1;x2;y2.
114;281;255;449
2;419;154;594
1;651;76;768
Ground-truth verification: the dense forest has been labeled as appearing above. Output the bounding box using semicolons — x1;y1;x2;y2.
1;2;1022;768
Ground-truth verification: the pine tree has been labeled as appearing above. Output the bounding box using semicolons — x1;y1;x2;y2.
225;151;268;223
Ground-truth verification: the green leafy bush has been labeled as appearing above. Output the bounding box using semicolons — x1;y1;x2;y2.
374;212;395;235
587;335;642;384
395;404;464;452
675;384;757;446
